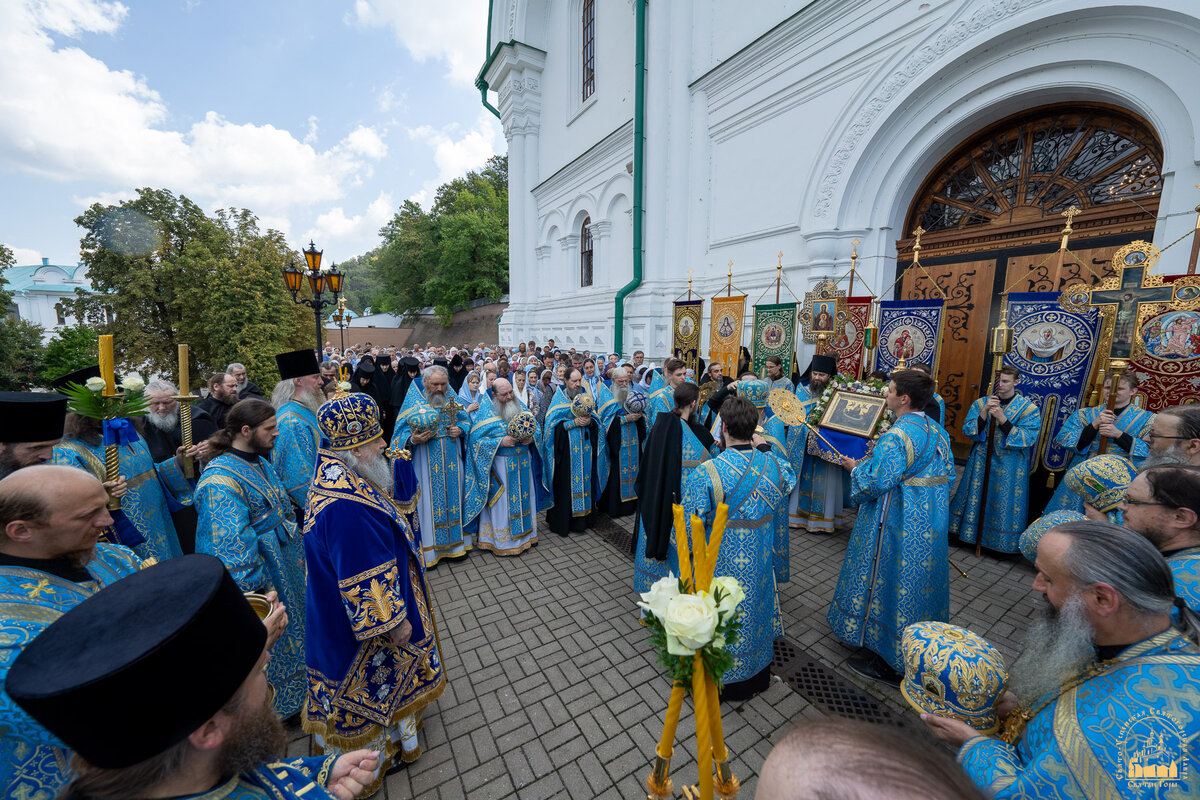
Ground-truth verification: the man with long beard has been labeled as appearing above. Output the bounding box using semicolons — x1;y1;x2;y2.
791;354;843;533
599;367;646;518
463;378;543;556
141;380;215;555
0;465;147;799
392;365;472;566
540;368;607;535
271;349;325;514
923;520;1200;799
1141;404;1200;468
7;555;378;800
305;394;446;790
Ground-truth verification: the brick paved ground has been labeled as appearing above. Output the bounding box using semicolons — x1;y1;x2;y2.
287;503;1041;799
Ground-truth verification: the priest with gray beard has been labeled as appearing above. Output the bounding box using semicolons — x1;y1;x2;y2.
270;349;325;514
923;520;1200;799
600;367;645;518
140;379;215;554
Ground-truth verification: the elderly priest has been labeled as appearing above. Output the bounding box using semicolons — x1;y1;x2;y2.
271;349;326;515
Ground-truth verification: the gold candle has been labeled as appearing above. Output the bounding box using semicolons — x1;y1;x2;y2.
178;345;190;395
98;335;116;395
672;504;693;584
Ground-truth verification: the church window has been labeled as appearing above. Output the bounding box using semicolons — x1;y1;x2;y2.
54;302;66;325
582;0;595;102
580;217;593;287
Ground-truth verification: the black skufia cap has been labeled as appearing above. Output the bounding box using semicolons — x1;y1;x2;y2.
49;365;102;394
0;392;68;442
7;555;266;769
275;349;320;379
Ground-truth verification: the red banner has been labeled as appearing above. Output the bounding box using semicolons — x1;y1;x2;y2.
827;296;873;379
1129;274;1200;411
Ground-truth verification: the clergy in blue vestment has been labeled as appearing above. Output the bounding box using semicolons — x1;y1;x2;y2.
463;379;544;556
1122;465;1200;611
390;365;472;565
599;367;646;518
740;379;794;584
792;355;846;534
1045;373;1153;514
646;358;688;428
633;382;715;594
0;466;144;800
195;399;307;719
1061;454;1136;524
539;369;609;535
270;349;325;513
949;366;1042;553
923;520;1200;800
53;411;193;562
827;369;955;684
8;554;379;800
682;395;796;701
304;394;445;792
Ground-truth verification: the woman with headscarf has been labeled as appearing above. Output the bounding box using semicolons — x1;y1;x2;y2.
458;371;484;422
514;365;535;411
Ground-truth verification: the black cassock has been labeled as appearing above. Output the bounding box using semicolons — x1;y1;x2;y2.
600;413;645;518
137;406;216;555
547;415;601;536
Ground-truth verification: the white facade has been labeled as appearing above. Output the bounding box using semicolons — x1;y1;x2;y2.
8;259;90;342
482;0;1200;358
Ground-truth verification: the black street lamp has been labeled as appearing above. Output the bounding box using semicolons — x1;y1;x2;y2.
330;297;352;352
283;240;344;354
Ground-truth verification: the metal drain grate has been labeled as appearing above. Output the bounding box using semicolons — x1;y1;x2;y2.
591;514;634;560
771;637;908;728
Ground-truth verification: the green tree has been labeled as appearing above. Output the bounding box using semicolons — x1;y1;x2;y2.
41;324;99;384
374;200;436;317
336;249;387;313
0;244;47;389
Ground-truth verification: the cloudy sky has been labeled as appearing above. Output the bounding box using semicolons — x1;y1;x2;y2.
0;0;502;267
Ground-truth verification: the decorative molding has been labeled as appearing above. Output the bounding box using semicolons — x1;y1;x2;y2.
533;120;634;203
589;220;613;239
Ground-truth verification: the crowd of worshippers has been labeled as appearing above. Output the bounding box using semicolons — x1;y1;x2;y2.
0;337;1199;800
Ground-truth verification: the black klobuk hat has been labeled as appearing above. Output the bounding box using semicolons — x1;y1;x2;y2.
275;349;321;380
0;391;68;442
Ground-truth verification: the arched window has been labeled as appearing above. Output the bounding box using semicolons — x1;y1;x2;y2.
580;217;593;287
582;0;595;102
54;302;66;325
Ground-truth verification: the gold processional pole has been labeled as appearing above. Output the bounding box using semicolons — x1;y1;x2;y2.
97;335;121;511
176;344;196;479
975;296;1014;559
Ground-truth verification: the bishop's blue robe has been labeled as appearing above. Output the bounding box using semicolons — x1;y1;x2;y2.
826;413;954;670
390;383;472;566
463;395;545;556
949;394;1042;553
0;544;142;800
1044;404;1154;514
273;401;321;510
1167;547;1200;613
195;452;306;718
53;438;192;562
682;446;796;687
303;450;445;795
173;756;342;800
958;628;1200;799
539;387;609;534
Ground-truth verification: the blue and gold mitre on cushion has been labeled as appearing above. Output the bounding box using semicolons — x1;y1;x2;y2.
1065;454;1137;513
408;406;440;435
738;379;770;409
507;411;537;440
901;622;1008;734
571;393;595;418
624;389;648;415
317;393;382;451
1019;510;1086;564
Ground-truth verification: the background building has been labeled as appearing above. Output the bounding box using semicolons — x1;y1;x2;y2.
6;257;90;342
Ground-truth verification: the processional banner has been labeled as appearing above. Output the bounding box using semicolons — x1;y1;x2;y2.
672;299;704;374
1002;292;1104;473
828;297;873;379
872;299;946;375
708;295;746;375
751;303;797;377
1129;275;1200;411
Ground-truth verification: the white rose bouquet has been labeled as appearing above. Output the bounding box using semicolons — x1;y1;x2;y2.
638;573;744;689
58;371;149;421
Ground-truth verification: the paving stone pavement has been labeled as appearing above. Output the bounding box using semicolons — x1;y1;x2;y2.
285;490;1042;799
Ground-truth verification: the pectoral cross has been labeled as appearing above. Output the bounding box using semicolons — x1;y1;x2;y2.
1089;261;1173;359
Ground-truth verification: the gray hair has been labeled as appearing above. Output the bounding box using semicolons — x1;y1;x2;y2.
145;380;177;395
270;379;295;410
422;365;448;381
610;367;628;381
225;362;245;374
1162;404;1200;440
1055;520;1200;643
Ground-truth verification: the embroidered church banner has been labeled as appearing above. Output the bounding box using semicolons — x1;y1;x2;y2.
828;296;873;379
1129;275;1200;411
709;294;746;376
1002;292;1104;473
672;299;704;373
752;302;797;377
873;299;946;376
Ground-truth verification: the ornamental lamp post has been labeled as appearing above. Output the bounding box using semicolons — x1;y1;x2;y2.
331;297;351;352
282;240;345;355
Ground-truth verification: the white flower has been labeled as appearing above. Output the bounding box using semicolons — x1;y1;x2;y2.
637;574;679;621
710;576;745;618
119;373;145;392
662;592;719;654
338;381;352;391
84;377;106;392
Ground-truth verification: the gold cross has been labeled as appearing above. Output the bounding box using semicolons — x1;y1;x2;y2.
20;578;54;599
850;237;860;259
777;251;784;268
1061;205;1080;231
912;226;925;261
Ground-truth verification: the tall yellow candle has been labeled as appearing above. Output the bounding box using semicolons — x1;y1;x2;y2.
98;335;116;395
672;504;692;584
178;344;190;395
656;683;686;758
689;514;708;592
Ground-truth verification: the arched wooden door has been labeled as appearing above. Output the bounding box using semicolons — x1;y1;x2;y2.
896;104;1162;459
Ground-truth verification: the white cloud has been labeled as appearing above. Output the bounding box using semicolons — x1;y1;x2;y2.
349;0;488;88
409;110;502;186
6;246;43;265
305;191;395;244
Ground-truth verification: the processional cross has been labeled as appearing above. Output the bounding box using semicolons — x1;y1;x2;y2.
1086;241;1173;359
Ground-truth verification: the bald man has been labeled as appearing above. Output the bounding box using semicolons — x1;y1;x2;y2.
463;378;542;556
756;718;985;800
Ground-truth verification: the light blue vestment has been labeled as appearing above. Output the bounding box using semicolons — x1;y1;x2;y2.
682;447;796;684
0;544;142;800
538;387;610;529
646;383;675;429
761;414;792;583
463;394;542;555
826;413;954;670
273;401;321;509
958;628;1200;799
167;757;341;800
195;452;306;717
1167;546;1200;613
791;382;847;533
52;438;191;562
949;394;1041;553
1044;404;1154;514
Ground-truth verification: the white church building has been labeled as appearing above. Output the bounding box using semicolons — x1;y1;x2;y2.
479;0;1200;381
